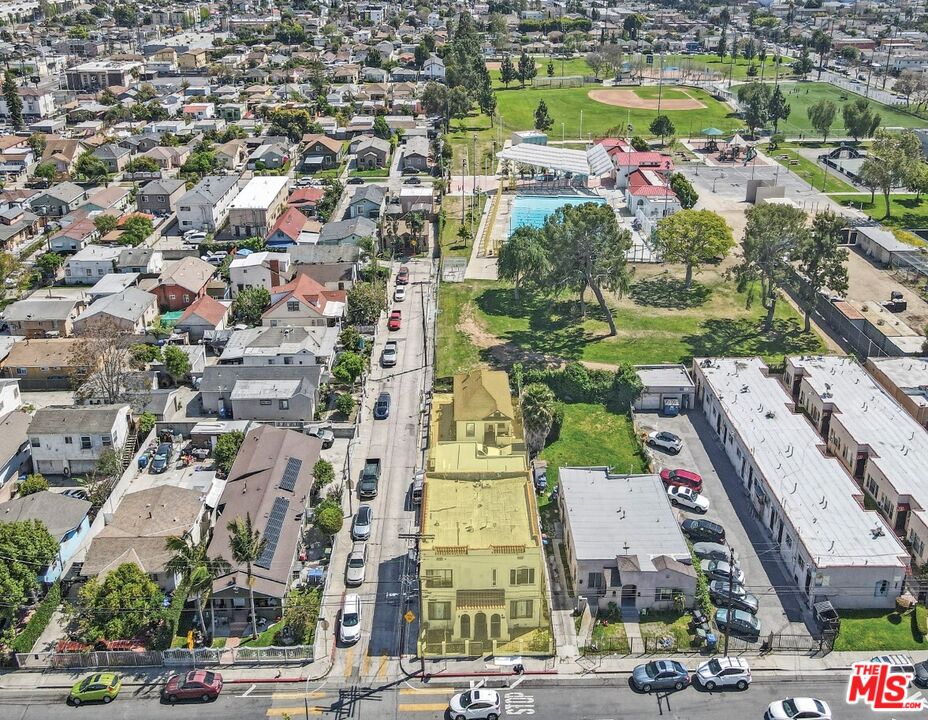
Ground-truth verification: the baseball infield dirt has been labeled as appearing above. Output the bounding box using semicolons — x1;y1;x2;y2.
587;88;707;110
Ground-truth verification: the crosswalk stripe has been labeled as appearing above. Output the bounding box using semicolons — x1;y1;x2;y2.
266;707;324;717
398;703;450;712
270;692;329;700
399;688;454;695
342;648;355;679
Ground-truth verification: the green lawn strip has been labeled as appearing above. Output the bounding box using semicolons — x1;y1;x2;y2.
439;195;486;259
638;611;694;650
239;621;282;647
435;279;490;378
769;149;857;194
349;168;390;178
833;609;928;652
828;194;928;238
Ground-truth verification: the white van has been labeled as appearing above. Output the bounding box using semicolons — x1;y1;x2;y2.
339;593;362;645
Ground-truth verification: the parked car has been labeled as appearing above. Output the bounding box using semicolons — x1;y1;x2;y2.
394;285;407;302
648;430;683;454
307;426;334;449
150;442;173;473
347;177;365;185
913;660;928;688
62;488;88;500
69;673;122;705
388;310;402;330
714;608;761;638
403;176;422;185
660;468;702;492
667;486;710;513
396;266;410;285
161;670;223;703
373;391;391;419
631;659;690;693
692;542;728;562
345;542;367;586
765;698;831;720
694;657;752;691
681;518;725;544
352;505;373;540
701;559;744;584
870;654;916;682
708;580;758;614
339;593;362;644
381;340;398;367
448;689;501;720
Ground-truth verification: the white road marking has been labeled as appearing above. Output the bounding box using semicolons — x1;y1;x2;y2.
508;675;526;689
242;684;256;697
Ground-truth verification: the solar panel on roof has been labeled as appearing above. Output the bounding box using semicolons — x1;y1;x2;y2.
280;457;302;492
256;496;289;569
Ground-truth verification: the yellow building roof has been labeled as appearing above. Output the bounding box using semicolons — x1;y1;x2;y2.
422;474;538;550
429;442;527;476
453;369;514;422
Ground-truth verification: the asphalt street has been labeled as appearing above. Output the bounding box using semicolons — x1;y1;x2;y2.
0;676;886;720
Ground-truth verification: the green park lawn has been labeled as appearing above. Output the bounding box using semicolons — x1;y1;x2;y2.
770;148;857;194
828;193;928;237
439;195;486;259
834;610;928;652
490;56;595;88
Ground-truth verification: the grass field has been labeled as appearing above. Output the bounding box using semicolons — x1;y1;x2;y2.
632;86;690;100
834;610;928;652
828;193;928;235
770;148;857;194
775;82;923;137
439;194;486;258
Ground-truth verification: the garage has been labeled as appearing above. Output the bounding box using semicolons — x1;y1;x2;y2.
634;364;695;416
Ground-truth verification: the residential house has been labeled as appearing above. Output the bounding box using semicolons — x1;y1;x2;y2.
219;325;338;370
199;364;323;423
247;143;290;171
215;139;249;171
229;251;291;296
117;247;163;275
422;55;446;81
560;467;697;612
41;139;84;176
32;182;87;217
154;256;216;311
293;262;357;292
177;175;241;233
84;186;133;214
332;64;360;84
0;491;92;583
82;485;208;592
318;216;377;247
0;207;40;251
28;404;131;476
175;295;230;342
262;272;347;328
142;145;188;171
48;219;99;254
208;426;322;621
286;187;324;215
92;143;131;173
87;273;139;302
137;178;186;216
300;134;343;173
402;135;430;172
265;207;318;248
218;104;247;122
354;136;390;169
0;379;32;501
348;184;385;220
4;297;86;338
0;338;87;390
398;186;435;216
64;245;121;284
182;102;215;121
73;288;159;334
227;176;290;238
0;85;56;120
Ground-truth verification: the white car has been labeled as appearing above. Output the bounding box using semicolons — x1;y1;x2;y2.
345;542;367;587
695;656;752;690
393;286;407;302
648;430;683;454
448;689;501;720
668;485;710;513
765;698;831;720
339;593;362;645
184;230;207;241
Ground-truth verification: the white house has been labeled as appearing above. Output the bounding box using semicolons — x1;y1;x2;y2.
229;251;291;296
28;404;132;476
625;169;681;237
64;245;122;285
422;55;446;82
177;175;241;233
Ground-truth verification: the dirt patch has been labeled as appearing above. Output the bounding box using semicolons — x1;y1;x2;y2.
457;301;498;351
587;88;707;110
456;301;559;367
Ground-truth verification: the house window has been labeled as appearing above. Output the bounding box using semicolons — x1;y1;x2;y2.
287;301;299;312
428;601;451;621
279;400;289;410
101;435;111;446
16;367;26;376
875;580;889;597
510;599;534;619
424;569;452;588
284;357;292;365
464;422;475;438
30;438;39;448
654;587;674;602
259;399;272;406
168;294;176;300
510;567;535;586
80;436;91;450
64;436;72;444
587;572;605;589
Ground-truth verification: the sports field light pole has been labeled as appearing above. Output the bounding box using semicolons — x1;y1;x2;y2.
579;110;583;142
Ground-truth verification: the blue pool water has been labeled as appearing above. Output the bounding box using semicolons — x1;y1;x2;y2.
509;195;605;237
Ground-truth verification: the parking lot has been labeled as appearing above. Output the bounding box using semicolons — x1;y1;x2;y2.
639;410;816;643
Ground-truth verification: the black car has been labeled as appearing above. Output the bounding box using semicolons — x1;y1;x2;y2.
708;580;759;615
347;177;365;184
681;518;726;544
403;176;421;185
373;392;391;420
150;443;173;474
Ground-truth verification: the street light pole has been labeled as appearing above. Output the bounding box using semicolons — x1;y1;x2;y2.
723;546;737;655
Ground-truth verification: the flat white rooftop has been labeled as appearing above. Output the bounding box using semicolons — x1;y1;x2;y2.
697;357;907;569
869;357;928;410
229;176;289;210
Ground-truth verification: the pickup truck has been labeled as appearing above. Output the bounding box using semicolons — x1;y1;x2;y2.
359;458;381;498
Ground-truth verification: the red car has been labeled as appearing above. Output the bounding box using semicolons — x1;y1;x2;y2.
161;670;223;703
396;266;409;285
388;310;402;330
660;468;703;493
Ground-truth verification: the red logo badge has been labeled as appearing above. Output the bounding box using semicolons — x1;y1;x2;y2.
847;662;925;711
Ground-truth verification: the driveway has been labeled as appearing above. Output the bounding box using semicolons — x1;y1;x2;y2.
639;411;815;642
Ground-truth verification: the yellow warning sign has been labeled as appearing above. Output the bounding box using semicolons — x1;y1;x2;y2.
404;610;416;623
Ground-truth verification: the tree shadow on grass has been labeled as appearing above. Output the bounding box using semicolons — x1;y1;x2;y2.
630;278;712;310
682;317;824;363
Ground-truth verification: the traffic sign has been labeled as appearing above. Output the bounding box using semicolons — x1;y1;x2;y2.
404;610;416;623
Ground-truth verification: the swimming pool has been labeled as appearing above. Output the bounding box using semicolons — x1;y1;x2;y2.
509;195;605;237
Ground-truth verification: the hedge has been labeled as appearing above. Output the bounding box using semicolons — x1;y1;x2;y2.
153;581;189;650
916;605;928;636
523;361;643;410
11;581;61;654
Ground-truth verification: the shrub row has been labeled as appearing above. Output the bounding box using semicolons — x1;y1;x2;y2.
11;581;62;654
522;361;642;410
153;581;189;650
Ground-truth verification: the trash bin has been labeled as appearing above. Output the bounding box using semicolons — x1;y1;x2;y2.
138;454;149;470
706;633;718;650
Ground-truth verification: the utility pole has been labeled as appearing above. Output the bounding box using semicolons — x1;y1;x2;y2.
656;52;664;116
471;133;477;237
723;545;737;655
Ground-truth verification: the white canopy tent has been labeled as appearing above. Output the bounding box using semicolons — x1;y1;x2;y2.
497;143;614;178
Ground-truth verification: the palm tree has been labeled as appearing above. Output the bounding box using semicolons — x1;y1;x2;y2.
408;212;424;254
227;514;267;639
521;383;556;456
165;533;231;637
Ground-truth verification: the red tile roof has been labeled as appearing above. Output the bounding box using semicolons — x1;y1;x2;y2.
629;184;677;198
266;272;346;318
178;294;228;327
611;151;673;169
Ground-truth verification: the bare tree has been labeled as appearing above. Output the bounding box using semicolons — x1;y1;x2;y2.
70;317;149;408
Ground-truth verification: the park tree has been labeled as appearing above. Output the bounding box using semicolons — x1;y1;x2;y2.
420;81;449;126
860;129;923;219
497;226;546;300
517;52;537;87
842;98;881;142
585;51;605;78
162;345;191;383
165;534;230;634
521;383;556;455
499;54;517;88
227;513;267;640
734;203;809;331
652;210;734;288
669;173;699;210
547;60;555;77
214;430;245;475
793;210;848;332
3;70;22;131
541;202;633;336
767;85;791;133
717;27;727;60
807;98;837;142
736;82;771;136
76;563;164;641
448;86;472;123
476;64;497;123
649;115;675;145
232;286;271;325
534;99;554;131
793;47;814;77
895;70;922;107
602;43;624;78
811;28;831;80
907;162;928;200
